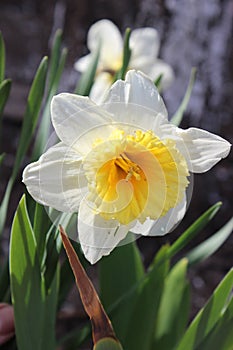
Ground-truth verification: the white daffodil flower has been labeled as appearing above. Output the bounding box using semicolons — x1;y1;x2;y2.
74;19;174;103
23;70;231;264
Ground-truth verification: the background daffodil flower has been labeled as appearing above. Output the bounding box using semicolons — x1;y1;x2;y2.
74;19;174;103
23;70;231;264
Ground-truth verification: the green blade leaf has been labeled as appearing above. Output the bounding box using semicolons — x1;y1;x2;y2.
187;216;233;266
33;203;52;266
195;296;233;350
152;258;190;350
10;195;44;350
0;31;6;83
176;268;233;350
0;79;11;148
0;57;48;235
123;245;170;350
114;28;131;81
0;79;11;115
167;202;222;259
75;44;100;96
47;29;63;93
0;152;5;166
13;56;48;178
10;195;57;350
170;67;196;126
187;218;233;265
99;239;144;309
32;34;68;160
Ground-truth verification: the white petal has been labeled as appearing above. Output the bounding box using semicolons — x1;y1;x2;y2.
74;54;92;73
130;28;160;68
148;59;174;90
78;198;131;264
131;218;155;235
51;93;113;153
23;142;87;212
176;127;231;173
87;19;123;70
102;70;168;130
148;194;187;236
89;72;112;104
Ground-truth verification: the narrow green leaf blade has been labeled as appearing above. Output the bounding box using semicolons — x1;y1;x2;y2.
124;245;170;350
167;202;222;259
0;79;11;115
195;296;233;350
10;195;44;350
33;202;52;266
187;217;233;265
152;258;190;350
0;31;6;83
47;29;63;93
99;239;144;309
0;152;5;166
114;28;131;81
12;56;48;179
176;268;233;350
75;44;100;96
171;67;196;126
32;48;67;161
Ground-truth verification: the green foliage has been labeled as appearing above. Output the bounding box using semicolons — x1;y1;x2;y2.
171;67;196;126
0;31;6;83
114;28;132;81
10;195;58;350
152;259;190;349
0;56;48;235
176;268;233;350
187;216;233;265
32;29;68;160
75;44;100;95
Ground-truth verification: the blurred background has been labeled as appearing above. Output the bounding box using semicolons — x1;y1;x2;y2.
0;0;232;320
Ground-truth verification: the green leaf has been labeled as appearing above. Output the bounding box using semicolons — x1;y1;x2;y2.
47;29;63;93
154;74;163;91
32;32;67;160
123;245;170;350
13;56;48;178
94;338;123;350
0;31;6;83
0;152;5;166
75;44;100;95
10;195;44;350
0;57;48;235
99;239;144;309
187;217;233;265
0;79;11;149
195;296;233;350
0;79;11;115
99;239;144;343
114;28;132;81
33;203;52;266
152;258;190;350
176;268;233;350
171;67;196;126
10;195;57;350
167;202;222;260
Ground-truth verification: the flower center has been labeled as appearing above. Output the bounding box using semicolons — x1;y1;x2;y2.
115;153;141;181
83;129;189;225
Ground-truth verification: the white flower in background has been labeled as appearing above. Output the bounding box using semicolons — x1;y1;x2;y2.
23;70;231;264
74;19;174;103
